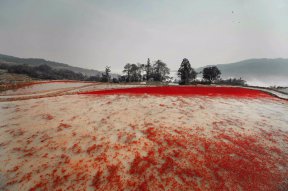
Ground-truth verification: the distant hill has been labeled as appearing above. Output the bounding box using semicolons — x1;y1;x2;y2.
197;58;288;87
0;54;102;77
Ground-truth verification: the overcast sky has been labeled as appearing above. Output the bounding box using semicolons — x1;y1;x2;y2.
0;0;287;73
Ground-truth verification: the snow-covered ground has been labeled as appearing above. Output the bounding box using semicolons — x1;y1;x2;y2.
0;82;93;96
247;87;288;100
0;84;287;190
278;87;288;94
0;82;144;101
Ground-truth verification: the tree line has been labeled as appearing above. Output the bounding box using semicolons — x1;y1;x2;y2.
177;58;222;85
0;64;85;81
0;58;246;86
121;59;170;82
117;58;222;84
116;58;214;84
114;58;245;85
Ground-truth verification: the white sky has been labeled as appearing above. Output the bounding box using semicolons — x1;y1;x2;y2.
0;0;287;73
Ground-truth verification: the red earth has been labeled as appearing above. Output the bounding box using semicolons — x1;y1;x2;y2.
1;84;287;190
80;86;273;98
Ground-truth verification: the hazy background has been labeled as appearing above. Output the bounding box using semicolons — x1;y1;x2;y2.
0;0;287;73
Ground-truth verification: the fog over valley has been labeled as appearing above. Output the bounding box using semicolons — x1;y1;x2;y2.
0;0;287;85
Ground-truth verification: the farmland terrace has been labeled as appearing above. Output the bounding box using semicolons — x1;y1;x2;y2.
0;82;287;190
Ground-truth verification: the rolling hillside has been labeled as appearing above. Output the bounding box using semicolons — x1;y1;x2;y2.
198;58;288;87
0;54;102;76
1;54;287;86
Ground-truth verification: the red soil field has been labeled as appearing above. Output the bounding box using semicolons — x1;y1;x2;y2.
80;86;273;98
1;84;287;190
8;122;286;191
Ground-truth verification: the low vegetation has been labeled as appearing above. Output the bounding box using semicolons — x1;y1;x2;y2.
1;57;248;86
0;63;85;81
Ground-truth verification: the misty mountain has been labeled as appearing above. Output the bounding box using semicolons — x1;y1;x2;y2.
0;54;102;77
198;58;288;87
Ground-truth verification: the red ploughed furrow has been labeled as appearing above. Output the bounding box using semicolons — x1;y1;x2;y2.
80;86;272;98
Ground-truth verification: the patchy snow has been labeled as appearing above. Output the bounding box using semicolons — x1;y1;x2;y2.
278;88;288;94
0;83;144;101
0;82;94;96
0;85;287;190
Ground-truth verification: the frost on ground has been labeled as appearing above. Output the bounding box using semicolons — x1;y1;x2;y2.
0;88;287;190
